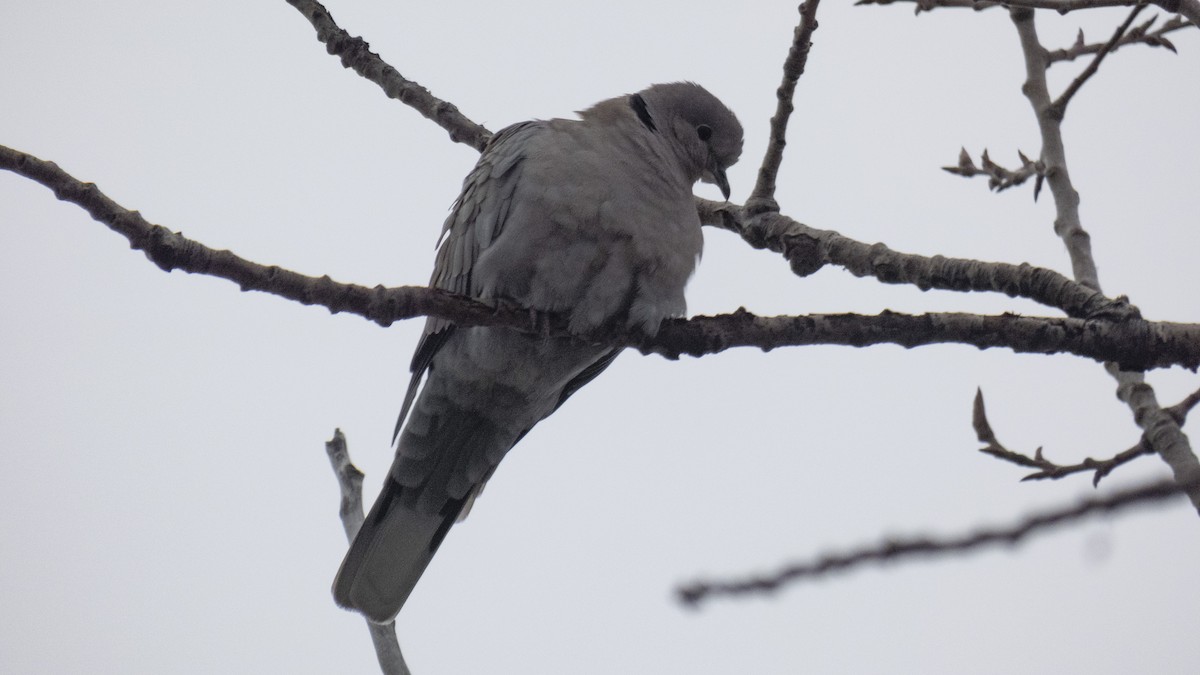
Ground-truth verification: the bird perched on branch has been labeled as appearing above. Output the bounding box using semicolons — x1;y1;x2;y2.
334;82;743;624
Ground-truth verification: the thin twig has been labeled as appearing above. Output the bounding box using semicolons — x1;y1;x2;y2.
1003;0;1200;26
747;0;822;214
1047;15;1194;64
677;477;1192;606
325;431;411;675
982;383;1200;472
1051;2;1149;117
856;0;1200;25
969;387;1200;485
943;147;1045;196
285;0;492;151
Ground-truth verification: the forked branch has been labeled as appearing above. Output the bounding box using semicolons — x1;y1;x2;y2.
972;388;1200;485
325;430;410;675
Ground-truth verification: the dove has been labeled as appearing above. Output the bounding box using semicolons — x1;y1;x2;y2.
334;82;743;624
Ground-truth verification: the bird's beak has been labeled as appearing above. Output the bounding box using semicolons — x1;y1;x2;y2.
712;166;731;201
703;152;731;201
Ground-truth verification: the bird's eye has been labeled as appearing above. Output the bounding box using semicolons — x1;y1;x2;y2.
696;124;712;142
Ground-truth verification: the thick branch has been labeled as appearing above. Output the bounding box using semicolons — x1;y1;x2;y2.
325;430;410;675
746;1;822;214
0;144;510;329
677;477;1191;606
645;309;1200;370
1110;365;1200;508
854;0;1002;12
285;0;491;151
700;201;1132;321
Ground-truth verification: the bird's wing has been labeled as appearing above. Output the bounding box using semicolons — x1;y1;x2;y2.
392;122;541;442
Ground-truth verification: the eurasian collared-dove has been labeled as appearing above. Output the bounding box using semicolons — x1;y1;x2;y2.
333;82;744;624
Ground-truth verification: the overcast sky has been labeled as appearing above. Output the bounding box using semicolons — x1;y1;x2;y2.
3;1;1199;673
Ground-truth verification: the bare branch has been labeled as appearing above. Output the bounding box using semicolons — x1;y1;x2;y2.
1052;2;1149;117
702;202;1133;321
1110;366;1200;510
1168;386;1200;418
974;388;1156;485
326;429;367;541
677;477;1192;606
856;0;1200;24
1012;9;1099;282
1011;8;1200;512
0;143;521;330
747;1;822;214
1004;0;1142;12
285;0;491;151
1004;0;1200;25
1048;15;1194;64
645;309;1200;371
854;0;1002;13
943;147;1045;195
325;430;411;675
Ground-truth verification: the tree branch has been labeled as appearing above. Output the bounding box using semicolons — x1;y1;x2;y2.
746;0;822;214
972;387;1200;485
700;201;1132;321
1005;0;1199;25
275;0;1174;334
8;144;1198;369
1012;14;1099;288
677;477;1192;606
854;0;1001;13
856;0;1200;25
1051;2;1149;117
1047;15;1194;65
645;309;1200;371
943;147;1046;196
1011;7;1200;512
0;144;509;329
325;430;410;675
284;0;492;151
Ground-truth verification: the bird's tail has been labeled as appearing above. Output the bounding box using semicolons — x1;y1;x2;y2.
332;478;463;624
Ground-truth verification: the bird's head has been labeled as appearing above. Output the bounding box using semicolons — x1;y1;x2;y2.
636;82;743;200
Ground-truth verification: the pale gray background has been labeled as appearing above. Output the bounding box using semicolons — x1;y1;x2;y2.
2;1;1199;673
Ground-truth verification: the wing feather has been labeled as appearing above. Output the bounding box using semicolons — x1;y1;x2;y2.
391;122;543;440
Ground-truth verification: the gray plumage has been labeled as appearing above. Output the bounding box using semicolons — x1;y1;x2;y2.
333;82;743;624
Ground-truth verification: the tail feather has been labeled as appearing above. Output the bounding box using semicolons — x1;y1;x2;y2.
333;479;463;624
